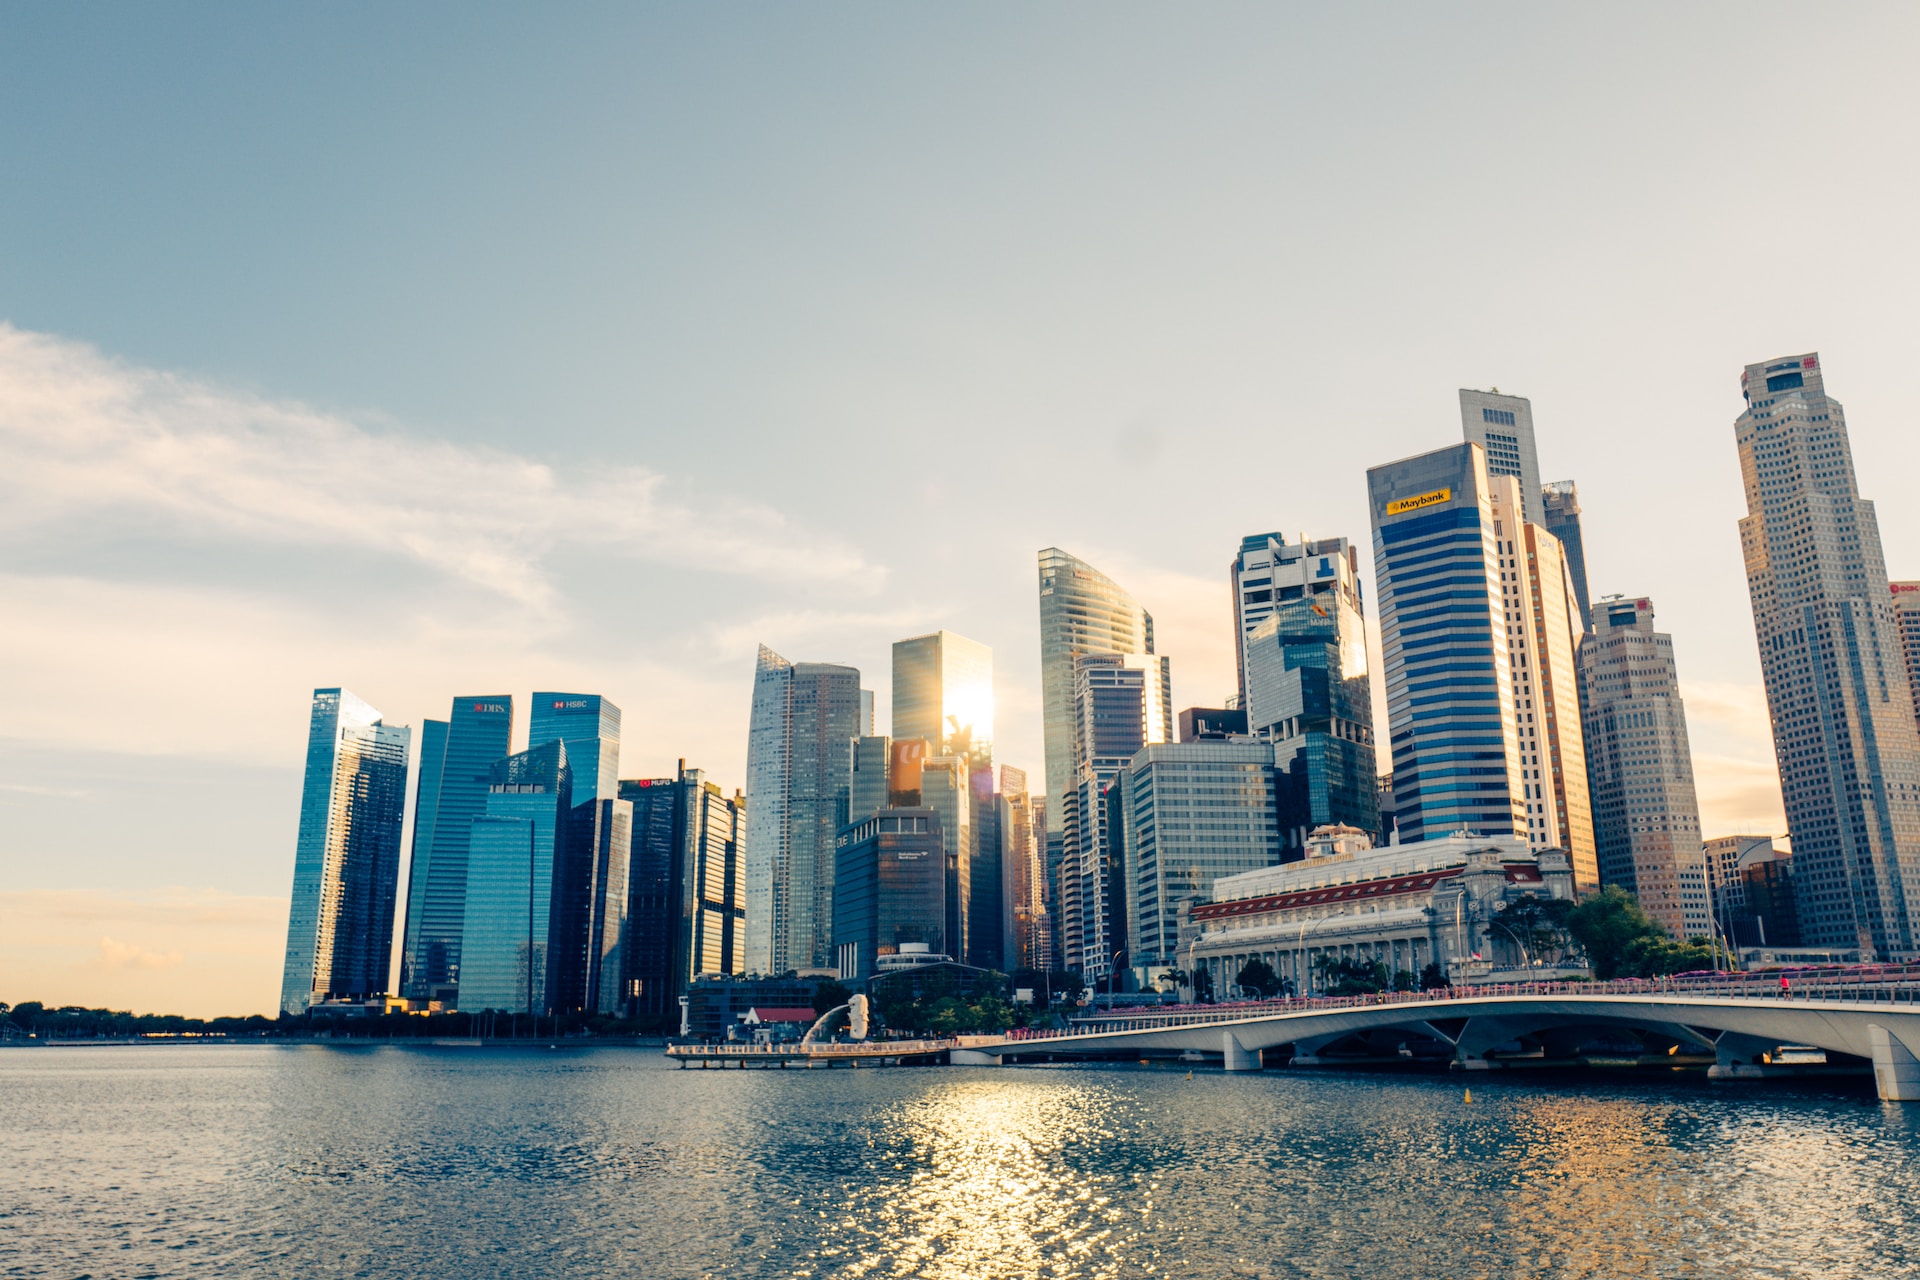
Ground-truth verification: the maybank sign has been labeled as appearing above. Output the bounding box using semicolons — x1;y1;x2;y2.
1386;487;1452;516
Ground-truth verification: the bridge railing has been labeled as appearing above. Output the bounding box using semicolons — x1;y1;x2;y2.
1001;967;1920;1042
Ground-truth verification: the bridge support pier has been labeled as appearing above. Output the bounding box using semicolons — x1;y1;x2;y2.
1222;1031;1260;1072
1707;1032;1780;1080
1869;1024;1920;1101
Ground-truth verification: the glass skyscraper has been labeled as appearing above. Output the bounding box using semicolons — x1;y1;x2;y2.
456;740;572;1013
1240;539;1379;854
831;808;947;981
622;766;746;1022
1368;443;1527;845
400;694;514;1001
280;688;411;1015
1736;352;1920;959
1068;652;1171;981
1541;480;1593;632
528;693;621;804
892;630;994;766
1037;548;1155;813
743;646;861;974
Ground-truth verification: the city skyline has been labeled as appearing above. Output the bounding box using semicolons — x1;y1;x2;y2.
9;7;1920;1015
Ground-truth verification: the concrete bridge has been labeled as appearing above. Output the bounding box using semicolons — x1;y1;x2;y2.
958;980;1920;1101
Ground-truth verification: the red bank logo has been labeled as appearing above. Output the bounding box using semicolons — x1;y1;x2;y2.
1804;356;1817;368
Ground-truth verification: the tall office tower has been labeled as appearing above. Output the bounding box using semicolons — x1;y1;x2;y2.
850;735;892;824
1580;597;1712;939
1119;740;1281;973
860;689;875;737
968;762;1007;971
1031;797;1054;970
1241;551;1379;856
1895;583;1920;732
1459;388;1543;525
1231;532;1364;711
280;689;412;1015
621;766;746;1021
1704;835;1793;948
1541;481;1594;631
528;693;623;1012
528;694;621;804
1038;548;1156;814
920;754;972;961
458;741;573;1013
401;695;514;1001
743;646;861;974
1368;444;1527;846
892;630;994;766
1068;652;1172;982
999;767;1043;972
831;808;947;981
1488;476;1598;888
401;717;449;996
1736;352;1920;959
584;798;634;1014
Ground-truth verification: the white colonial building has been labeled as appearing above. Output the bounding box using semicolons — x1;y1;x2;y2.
1180;826;1578;995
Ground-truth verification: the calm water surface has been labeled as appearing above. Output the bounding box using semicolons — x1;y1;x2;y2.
3;1045;1917;1279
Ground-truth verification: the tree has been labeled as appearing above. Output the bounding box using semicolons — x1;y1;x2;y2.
1628;935;1717;977
1314;957;1390;996
1568;886;1666;980
1236;958;1282;999
1495;896;1578;966
1392;969;1418;993
811;980;852;1016
1418;963;1448;991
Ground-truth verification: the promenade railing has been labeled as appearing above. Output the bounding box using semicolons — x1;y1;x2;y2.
1001;965;1920;1043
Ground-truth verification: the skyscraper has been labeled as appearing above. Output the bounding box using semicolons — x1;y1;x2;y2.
1542;481;1593;632
584;797;634;1015
1736;352;1920;959
1069;652;1172;981
1459;388;1543;525
1037;548;1155;812
1894;582;1920;733
1119;739;1281;974
1241;543;1379;854
458;740;572;1013
920;754;972;964
999;766;1046;973
1231;532;1364;712
1580;596;1712;939
892;630;994;765
622;765;746;1021
528;693;621;804
280;688;411;1015
1368;443;1527;845
832;808;947;981
1488;475;1597;887
850;734;892;825
743;646;861;974
400;695;514;1001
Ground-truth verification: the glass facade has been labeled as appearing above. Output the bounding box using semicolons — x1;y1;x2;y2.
743;647;860;974
1368;444;1527;845
920;756;971;966
891;630;994;766
1037;548;1155;815
1459;389;1543;525
398;717;448;997
1736;352;1920;959
400;694;513;1000
585;797;633;1015
528;693;621;804
831;808;947;980
622;768;746;1020
280;688;411;1014
457;739;572;1013
1541;480;1592;632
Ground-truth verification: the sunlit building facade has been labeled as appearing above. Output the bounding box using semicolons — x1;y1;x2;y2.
1037;548;1156;817
1460;388;1543;525
892;630;994;766
1232;532;1364;714
1736;353;1920;959
1895;582;1920;734
1488;476;1597;888
920;754;972;966
743;646;861;974
401;694;514;1002
280;688;412;1015
1542;480;1593;632
1580;596;1711;938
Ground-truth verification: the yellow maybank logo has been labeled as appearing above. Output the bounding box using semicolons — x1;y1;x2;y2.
1386;487;1451;516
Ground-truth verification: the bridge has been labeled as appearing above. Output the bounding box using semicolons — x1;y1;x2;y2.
957;974;1920;1101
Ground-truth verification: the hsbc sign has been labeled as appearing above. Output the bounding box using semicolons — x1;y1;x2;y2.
551;699;591;710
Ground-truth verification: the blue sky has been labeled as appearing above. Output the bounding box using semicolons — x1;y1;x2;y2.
5;4;1919;1014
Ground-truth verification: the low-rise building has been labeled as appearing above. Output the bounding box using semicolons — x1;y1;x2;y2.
1181;827;1578;995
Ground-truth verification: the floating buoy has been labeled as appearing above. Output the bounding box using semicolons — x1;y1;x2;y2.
1464;1088;1473;1104
1139;1059;1149;1066
1185;1070;1193;1080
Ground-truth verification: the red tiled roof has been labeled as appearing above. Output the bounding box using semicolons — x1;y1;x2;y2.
1192;861;1543;922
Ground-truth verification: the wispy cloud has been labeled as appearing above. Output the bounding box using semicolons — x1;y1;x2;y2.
0;323;883;609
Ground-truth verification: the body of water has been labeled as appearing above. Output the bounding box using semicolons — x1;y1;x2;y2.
3;1045;1917;1278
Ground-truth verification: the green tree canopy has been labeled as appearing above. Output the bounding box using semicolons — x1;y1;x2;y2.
1236;958;1282;999
1568;886;1666;980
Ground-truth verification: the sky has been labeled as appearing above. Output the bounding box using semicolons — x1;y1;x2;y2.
4;4;1919;1017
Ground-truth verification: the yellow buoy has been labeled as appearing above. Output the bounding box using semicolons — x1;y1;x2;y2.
1185;1070;1193;1080
1464;1088;1473;1104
